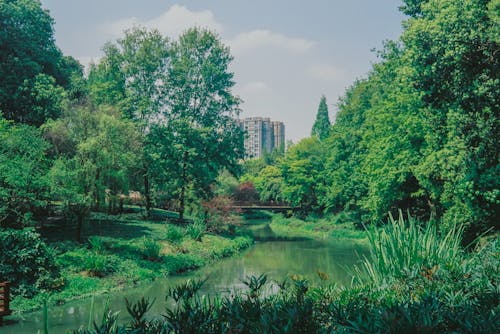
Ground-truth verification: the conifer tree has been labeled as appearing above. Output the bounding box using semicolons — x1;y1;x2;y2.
311;95;331;140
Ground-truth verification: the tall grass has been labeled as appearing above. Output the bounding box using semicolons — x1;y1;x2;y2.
358;211;464;284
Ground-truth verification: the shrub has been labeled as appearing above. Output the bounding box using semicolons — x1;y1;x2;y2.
202;196;242;233
88;236;107;253
82;252;115;277
142;237;161;261
165;225;184;244
0;228;60;297
185;221;205;241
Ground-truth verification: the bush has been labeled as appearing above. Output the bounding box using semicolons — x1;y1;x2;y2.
142;237;161;261
185;221;205;241
165;225;184;244
0;228;60;297
82;252;116;277
88;236;107;253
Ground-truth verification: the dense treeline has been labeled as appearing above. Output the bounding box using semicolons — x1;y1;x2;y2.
0;0;243;297
246;0;499;241
0;0;243;234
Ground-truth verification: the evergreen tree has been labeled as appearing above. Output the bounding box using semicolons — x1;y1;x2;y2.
311;95;331;140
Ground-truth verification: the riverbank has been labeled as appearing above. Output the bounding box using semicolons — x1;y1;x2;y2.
11;209;253;313
269;213;367;241
61;217;500;333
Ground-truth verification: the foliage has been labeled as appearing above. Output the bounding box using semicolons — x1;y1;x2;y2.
185;220;205;241
311;95;331;140
279;0;500;239
356;211;464;284
0;228;60;297
88;26;169;217
213;169;239;197
0;0;82;125
165;225;184;244
253;165;285;203
82;253;116;277
142;237;161;261
151;27;244;220
202;196;242;234
233;181;259;202
0;118;51;227
270;213;367;240
46;105;140;241
66;232;499;334
281;137;326;214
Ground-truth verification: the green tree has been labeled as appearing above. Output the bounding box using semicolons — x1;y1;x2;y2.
401;0;499;239
311;95;331;141
0;117;50;228
88;27;169;216
281;137;326;215
46;105;140;241
254;165;285;203
160;28;244;220
0;0;80;125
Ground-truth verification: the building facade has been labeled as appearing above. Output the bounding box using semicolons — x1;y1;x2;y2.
238;117;285;159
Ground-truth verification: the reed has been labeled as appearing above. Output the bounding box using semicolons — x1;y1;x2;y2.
357;210;464;284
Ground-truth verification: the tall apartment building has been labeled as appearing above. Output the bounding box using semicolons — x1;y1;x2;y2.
238;117;285;159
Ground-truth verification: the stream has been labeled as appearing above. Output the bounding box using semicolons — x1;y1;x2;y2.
2;219;367;333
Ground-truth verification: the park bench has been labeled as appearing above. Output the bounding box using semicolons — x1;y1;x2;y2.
0;281;11;325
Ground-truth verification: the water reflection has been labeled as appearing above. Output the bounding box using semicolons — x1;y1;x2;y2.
3;220;366;334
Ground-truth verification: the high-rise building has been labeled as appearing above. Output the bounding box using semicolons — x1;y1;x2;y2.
271;121;285;150
238;117;285;159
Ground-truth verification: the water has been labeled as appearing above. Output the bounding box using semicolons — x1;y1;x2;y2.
2;219;366;333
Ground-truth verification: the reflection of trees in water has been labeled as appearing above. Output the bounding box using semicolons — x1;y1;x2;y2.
9;240;365;334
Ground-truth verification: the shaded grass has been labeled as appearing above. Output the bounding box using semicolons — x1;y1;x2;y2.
269;213;367;241
11;209;253;313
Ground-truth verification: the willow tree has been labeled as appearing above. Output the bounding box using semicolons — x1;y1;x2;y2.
88;27;169;217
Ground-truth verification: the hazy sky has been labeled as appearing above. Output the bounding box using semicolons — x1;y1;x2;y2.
40;0;405;142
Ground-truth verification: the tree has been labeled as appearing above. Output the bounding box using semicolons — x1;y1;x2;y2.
0;117;50;228
254;165;285;203
46;105;140;241
88;27;170;217
311;95;331;141
281;137;326;215
0;0;80;125
160;28;244;220
401;0;500;239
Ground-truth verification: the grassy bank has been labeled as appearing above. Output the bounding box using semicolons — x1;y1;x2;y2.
11;209;252;313
63;215;499;333
269;213;367;241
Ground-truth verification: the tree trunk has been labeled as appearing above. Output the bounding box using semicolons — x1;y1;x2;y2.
94;169;100;211
76;213;83;243
179;151;188;221
143;163;151;218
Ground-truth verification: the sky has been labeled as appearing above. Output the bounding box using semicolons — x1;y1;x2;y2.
40;0;406;142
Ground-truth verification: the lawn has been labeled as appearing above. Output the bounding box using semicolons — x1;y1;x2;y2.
11;207;252;313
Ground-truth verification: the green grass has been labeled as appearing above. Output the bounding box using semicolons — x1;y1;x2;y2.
269;213;367;241
11;209;253;313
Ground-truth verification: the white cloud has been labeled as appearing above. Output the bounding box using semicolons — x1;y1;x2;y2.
306;64;344;81
230;30;315;55
237;81;272;95
104;5;223;38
